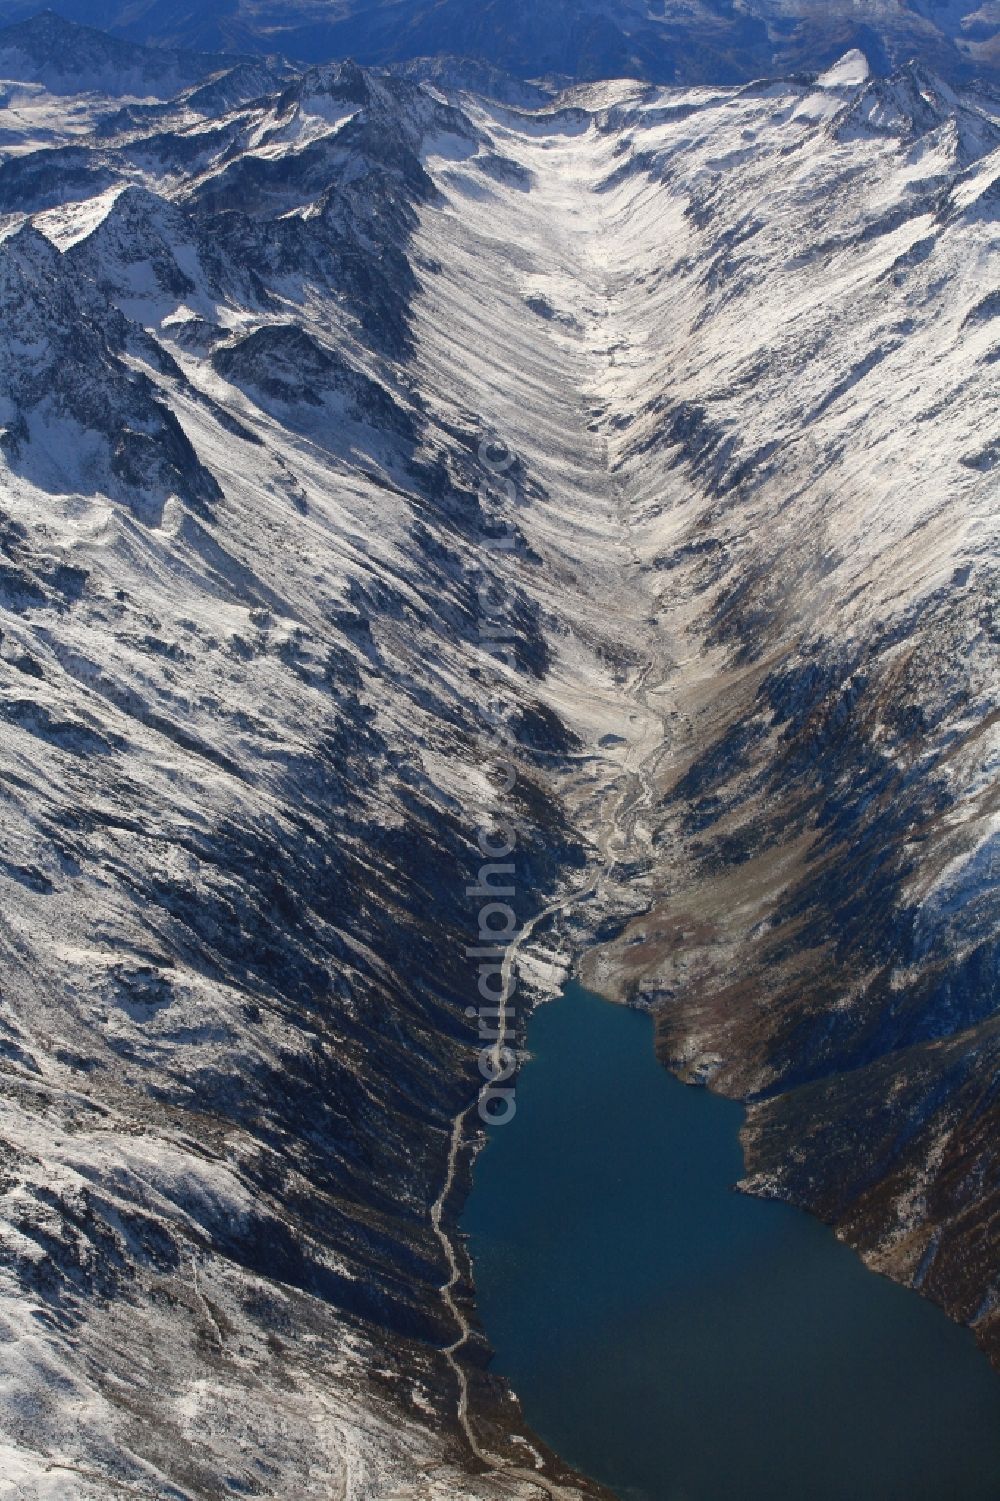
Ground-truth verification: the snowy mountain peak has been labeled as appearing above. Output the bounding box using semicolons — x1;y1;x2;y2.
0;210;222;521
277;58;374;111
817;48;871;90
833;56;1000;161
65;185;207;310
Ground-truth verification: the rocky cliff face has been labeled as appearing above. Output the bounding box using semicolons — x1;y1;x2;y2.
0;31;996;1500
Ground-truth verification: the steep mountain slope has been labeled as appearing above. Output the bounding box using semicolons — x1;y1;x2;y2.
410;51;1000;1378
0;36;996;1501
565;57;1000;1369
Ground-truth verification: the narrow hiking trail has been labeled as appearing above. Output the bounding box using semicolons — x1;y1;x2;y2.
427;641;669;1489
418;99;688;1494
427;643;672;1497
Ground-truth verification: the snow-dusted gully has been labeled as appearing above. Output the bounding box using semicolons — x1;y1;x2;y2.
417;98;683;1492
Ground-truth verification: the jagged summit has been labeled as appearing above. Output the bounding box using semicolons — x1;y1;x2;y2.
834;55;1000;161
276;57;374;109
0;219;220;516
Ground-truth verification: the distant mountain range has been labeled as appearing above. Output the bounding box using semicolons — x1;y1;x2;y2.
0;8;254;95
0;0;998;83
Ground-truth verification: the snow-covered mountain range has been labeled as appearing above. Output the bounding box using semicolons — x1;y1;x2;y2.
0;16;997;1498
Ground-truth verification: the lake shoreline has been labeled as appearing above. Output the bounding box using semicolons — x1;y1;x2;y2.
462;980;1000;1501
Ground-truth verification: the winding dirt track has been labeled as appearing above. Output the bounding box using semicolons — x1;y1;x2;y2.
429;608;673;1496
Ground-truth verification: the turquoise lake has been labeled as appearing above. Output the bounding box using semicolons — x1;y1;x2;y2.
461;982;1000;1501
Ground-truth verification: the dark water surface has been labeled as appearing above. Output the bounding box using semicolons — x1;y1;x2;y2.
461;982;1000;1501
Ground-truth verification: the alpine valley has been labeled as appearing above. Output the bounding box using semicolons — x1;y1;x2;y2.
0;12;997;1499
